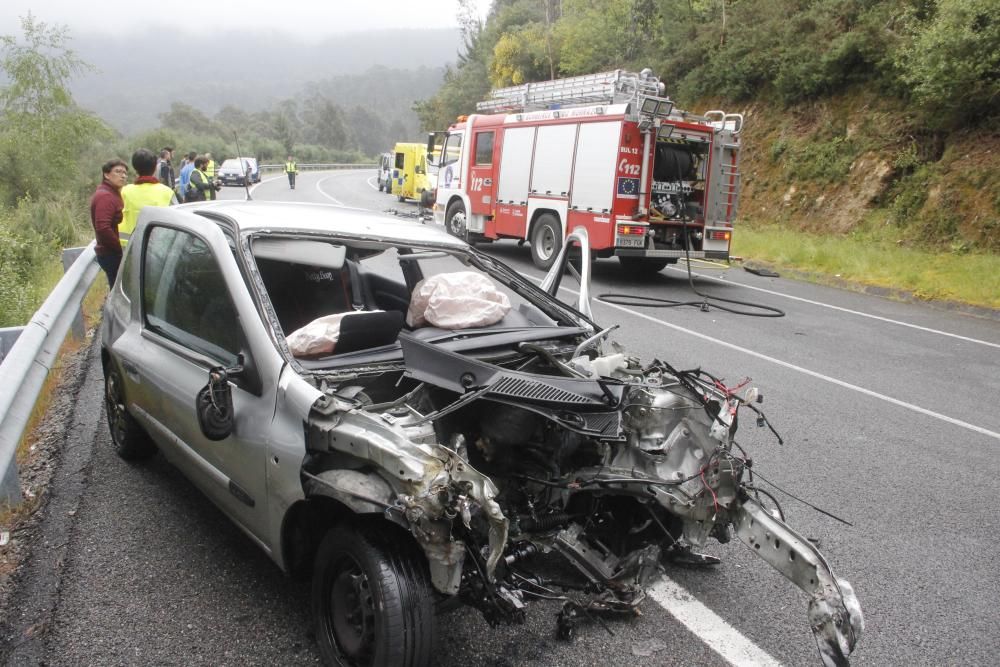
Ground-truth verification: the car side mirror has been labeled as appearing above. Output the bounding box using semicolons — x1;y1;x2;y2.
540;226;594;320
196;362;241;441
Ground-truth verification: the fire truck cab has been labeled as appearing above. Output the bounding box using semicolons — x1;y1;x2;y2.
429;69;743;274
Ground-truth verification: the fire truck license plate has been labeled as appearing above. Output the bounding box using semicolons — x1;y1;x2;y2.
616;236;646;248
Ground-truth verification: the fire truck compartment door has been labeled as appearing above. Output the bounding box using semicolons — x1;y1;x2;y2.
497;127;535;205
531;124;577;198
570;121;621;214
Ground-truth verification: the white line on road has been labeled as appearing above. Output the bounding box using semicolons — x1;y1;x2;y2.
315;176;344;205
538;278;1000;441
598;295;1000;441
648;577;783;667
667;266;1000;349
366;176;379;191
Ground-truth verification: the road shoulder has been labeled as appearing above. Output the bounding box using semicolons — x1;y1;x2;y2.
0;335;102;662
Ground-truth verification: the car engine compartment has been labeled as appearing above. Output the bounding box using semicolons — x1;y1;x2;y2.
301;327;864;666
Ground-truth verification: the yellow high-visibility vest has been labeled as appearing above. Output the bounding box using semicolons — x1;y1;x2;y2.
119;182;175;246
206;160;217;178
285;161;298;173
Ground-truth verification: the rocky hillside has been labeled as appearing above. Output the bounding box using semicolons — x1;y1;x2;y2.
736;90;1000;253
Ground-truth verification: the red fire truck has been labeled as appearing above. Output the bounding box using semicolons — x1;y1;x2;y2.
428;69;743;274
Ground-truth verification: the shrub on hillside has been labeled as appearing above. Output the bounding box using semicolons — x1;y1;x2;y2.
896;0;1000;128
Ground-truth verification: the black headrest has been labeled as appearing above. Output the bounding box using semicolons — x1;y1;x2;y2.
335;310;405;354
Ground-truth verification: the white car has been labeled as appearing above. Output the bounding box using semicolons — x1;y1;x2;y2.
218;157;259;186
101;201;862;667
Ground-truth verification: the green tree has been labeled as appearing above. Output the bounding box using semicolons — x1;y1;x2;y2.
300;94;349;149
555;0;633;75
0;13;111;205
897;0;1000;127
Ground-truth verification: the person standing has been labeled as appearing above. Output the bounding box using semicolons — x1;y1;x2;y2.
205;152;218;181
90;159;128;287
188;155;220;202
157;147;175;190
179;151;197;200
285;155;298;189
121;148;177;245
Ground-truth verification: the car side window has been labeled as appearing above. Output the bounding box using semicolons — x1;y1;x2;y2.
142;225;241;365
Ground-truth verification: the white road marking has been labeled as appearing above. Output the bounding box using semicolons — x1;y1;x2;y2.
534;278;1000;441
315;176;344;205
366;176;379;191
648;577;784;667
599;295;1000;441
666;265;1000;349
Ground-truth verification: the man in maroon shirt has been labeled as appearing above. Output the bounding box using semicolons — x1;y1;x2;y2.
90;159;128;287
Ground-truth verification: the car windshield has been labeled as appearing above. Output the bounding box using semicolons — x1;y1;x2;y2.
245;234;591;370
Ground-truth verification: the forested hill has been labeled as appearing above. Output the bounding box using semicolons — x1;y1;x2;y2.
68;28;462;137
417;0;999;253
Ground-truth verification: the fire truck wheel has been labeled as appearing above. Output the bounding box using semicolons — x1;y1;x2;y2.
445;201;468;241
618;257;670;276
530;214;562;270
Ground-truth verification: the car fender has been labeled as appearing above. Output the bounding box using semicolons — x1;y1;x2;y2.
303;468;394;516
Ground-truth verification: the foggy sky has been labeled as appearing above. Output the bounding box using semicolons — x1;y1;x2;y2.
0;0;490;40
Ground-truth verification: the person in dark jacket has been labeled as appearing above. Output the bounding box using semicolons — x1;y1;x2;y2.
187;155;220;202
157;147;175;189
89;159;129;287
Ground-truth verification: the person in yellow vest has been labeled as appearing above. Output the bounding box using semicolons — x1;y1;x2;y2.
119;148;177;246
205;152;218;180
285;155;298;190
187;155;221;202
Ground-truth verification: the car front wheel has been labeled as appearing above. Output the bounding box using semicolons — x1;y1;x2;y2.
312;524;435;667
104;363;156;461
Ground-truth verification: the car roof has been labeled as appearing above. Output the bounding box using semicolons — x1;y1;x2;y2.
187;200;469;247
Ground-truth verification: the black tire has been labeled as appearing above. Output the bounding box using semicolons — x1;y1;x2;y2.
530;213;562;270
444;201;467;241
104;363;156;461
313;524;435;667
618;256;670;276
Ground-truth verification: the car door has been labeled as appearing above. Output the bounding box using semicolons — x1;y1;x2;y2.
110;208;279;549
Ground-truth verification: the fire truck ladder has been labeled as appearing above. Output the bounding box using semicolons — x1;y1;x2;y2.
477;69;674;121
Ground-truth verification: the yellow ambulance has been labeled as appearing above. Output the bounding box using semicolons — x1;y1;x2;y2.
390;142;433;203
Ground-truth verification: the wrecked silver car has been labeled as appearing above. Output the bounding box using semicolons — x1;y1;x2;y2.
101;201;862;666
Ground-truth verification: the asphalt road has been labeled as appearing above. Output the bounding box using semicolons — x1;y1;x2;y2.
6;170;999;666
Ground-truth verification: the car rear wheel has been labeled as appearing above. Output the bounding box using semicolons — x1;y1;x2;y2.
104;363;156;461
313;524;435;667
530;213;562;270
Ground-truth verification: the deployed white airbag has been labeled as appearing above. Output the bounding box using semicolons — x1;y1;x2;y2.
406;272;511;329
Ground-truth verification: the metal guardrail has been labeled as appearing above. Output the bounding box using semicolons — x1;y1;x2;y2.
259;162;376;173
0;243;99;505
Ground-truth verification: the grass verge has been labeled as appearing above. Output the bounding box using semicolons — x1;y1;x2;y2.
733;224;1000;310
